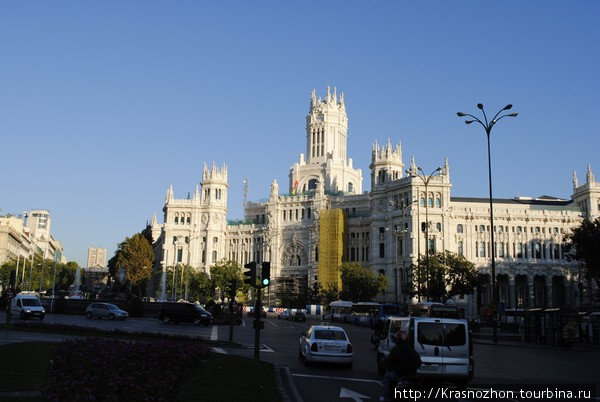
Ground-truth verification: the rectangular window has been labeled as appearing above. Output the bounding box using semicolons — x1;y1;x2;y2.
458;241;464;256
479;242;486;258
379;243;385;258
498;243;505;258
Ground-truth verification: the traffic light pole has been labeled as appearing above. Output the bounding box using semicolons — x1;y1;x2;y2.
254;288;262;360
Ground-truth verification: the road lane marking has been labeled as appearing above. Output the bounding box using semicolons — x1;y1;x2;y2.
211;347;227;354
210;325;218;340
267;320;278;327
291;374;382;386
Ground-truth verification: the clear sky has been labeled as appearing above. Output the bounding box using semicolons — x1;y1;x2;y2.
1;1;598;268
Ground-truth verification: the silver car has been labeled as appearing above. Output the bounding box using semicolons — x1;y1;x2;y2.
85;302;129;320
298;325;353;367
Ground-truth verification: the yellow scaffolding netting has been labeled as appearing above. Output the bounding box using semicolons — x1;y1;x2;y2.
318;209;347;291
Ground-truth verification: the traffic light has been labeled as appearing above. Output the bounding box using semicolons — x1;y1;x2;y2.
261;262;270;287
228;279;237;298
244;262;257;287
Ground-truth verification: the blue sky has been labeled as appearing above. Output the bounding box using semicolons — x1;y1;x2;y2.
1;1;598;267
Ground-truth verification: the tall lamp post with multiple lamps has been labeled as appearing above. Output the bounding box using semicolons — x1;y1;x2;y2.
389;198;417;303
457;103;518;344
407;166;442;300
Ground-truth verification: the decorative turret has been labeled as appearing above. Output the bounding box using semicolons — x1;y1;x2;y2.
572;164;599;221
573;170;578;191
369;138;404;191
201;162;228;207
151;213;158;226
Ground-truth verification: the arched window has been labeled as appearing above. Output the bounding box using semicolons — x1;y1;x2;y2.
187;215;191;224
457;224;464;233
428;197;433;207
213;237;218;243
420;197;425;206
348;182;353;193
479;225;485;232
174;215;179;224
435;197;441;207
308;179;318;190
436;222;442;231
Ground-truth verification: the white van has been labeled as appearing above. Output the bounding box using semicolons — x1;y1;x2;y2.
10;294;46;320
376;316;473;386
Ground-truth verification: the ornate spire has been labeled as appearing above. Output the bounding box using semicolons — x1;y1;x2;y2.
193;185;200;202
333;86;337;104
573;170;578;190
443;157;450;177
311;88;316;107
409;156;417;175
151;213;157;226
586;164;595;183
270;179;279;200
165;184;174;203
326;85;331;103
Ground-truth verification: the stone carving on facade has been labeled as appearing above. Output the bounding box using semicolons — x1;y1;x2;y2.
201;213;209;224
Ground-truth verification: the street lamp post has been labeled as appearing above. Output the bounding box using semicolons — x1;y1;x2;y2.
407;167;442;300
457;103;518;344
390;197;417;304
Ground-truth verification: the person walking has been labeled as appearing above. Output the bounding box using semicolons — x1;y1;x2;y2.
380;331;422;402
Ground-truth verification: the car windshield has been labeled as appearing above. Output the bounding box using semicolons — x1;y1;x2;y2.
195;306;208;314
106;304;119;310
314;330;347;341
22;298;41;307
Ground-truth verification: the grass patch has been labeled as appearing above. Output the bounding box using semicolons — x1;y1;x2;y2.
0;342;57;392
177;353;282;402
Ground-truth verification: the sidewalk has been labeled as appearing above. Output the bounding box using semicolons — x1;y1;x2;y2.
474;337;600;351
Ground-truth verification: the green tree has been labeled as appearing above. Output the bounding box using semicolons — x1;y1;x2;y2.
319;282;340;305
340;263;387;302
210;259;243;301
112;233;155;295
1;255;80;293
305;282;322;305
165;265;214;303
408;251;478;302
564;218;600;290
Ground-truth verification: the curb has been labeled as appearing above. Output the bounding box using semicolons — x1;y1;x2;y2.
278;366;303;402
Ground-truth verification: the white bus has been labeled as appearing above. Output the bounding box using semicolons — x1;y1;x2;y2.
323;300;353;322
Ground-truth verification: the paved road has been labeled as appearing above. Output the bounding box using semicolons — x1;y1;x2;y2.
3;312;600;401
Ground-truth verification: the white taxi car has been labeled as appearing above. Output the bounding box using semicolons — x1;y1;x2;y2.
298;325;353;367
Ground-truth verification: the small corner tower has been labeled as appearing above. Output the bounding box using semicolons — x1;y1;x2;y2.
572;164;600;220
369;138;404;191
201;162;228;208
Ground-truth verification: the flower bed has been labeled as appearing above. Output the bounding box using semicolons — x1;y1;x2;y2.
43;338;209;401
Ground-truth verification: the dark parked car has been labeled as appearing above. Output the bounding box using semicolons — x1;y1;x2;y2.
158;302;213;326
293;311;306;322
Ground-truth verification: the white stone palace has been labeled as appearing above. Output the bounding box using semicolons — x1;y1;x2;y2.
148;87;599;314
